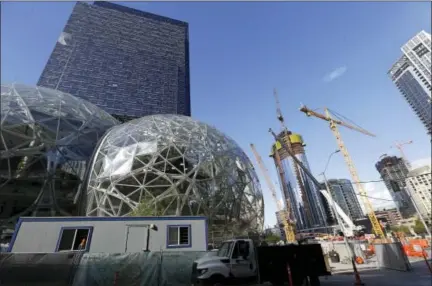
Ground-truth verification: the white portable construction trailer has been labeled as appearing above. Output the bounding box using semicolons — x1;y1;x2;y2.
8;216;208;253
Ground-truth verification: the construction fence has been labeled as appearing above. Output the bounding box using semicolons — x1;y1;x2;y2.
0;251;210;286
319;237;431;273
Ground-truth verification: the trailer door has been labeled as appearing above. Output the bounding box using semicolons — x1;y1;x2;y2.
125;225;148;252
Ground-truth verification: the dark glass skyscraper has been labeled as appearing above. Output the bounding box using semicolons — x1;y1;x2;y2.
38;2;191;122
324;179;364;220
388;31;431;135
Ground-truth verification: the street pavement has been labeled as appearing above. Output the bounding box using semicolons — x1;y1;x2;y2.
320;260;431;286
328;257;379;274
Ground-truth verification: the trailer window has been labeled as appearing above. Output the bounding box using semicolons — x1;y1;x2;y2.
167;225;191;247
57;227;93;252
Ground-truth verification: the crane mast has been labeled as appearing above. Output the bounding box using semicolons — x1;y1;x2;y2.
273;89;313;227
250;144;296;242
299;105;385;238
392;140;413;169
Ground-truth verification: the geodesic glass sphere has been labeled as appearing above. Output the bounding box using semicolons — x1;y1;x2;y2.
0;83;118;223
1;83;119;164
85;114;264;234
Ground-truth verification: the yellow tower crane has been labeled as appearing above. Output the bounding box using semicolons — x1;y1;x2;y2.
272;89;314;227
250;143;296;242
299;105;385;238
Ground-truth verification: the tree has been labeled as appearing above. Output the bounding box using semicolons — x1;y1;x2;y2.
399;225;411;234
413;219;427;235
130;201;163;216
390;225;410;234
264;233;281;244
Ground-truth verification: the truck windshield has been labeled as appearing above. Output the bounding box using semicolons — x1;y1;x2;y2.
217;242;232;257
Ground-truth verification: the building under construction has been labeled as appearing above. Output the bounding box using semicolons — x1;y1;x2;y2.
270;131;328;231
375;155;416;218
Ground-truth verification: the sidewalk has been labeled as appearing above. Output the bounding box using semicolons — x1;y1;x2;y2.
329;258;378;274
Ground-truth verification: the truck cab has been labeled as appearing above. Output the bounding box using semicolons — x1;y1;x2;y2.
192;239;258;285
192;238;328;286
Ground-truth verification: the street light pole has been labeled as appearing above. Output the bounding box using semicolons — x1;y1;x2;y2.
322;150;341;232
322;172;345;235
322;151;365;286
322;172;354;254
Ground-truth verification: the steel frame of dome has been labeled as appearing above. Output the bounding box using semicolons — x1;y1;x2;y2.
0;83;118;228
85;114;264;235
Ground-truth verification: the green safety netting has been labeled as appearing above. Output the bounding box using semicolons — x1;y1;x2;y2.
72;251;209;286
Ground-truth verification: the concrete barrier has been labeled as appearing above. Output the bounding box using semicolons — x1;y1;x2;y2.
320;241;369;261
375;242;412;272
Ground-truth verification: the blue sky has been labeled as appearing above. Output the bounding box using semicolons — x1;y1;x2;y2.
2;2;431;227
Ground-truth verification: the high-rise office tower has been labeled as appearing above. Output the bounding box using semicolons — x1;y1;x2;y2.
406;165;432;224
324;179;364;220
375;155;416;218
270;131;327;230
388;30;431;135
38;2;191;123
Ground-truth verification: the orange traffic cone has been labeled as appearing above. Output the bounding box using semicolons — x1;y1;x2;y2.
286;263;294;286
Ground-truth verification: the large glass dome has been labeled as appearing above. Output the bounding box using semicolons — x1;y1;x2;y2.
85;114;264;236
0;83;118;229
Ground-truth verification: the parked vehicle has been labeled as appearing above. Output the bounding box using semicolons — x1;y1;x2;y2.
191;238;330;286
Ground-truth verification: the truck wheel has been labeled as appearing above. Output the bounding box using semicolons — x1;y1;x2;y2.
207;274;225;286
270;279;284;286
308;276;321;286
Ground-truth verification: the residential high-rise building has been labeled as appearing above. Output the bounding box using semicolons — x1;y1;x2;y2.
375;155;416;218
374;208;403;226
388;30;431;135
270;132;327;230
38;2;191;123
405;164;432;224
325;179;364;220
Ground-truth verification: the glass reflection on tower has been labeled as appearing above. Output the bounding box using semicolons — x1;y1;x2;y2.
271;131;327;231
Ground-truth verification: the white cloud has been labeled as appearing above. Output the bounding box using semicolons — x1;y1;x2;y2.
410;157;431;169
357;181;395;213
323;66;347;83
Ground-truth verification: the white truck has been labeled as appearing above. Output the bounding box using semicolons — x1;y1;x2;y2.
191;238;330;286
